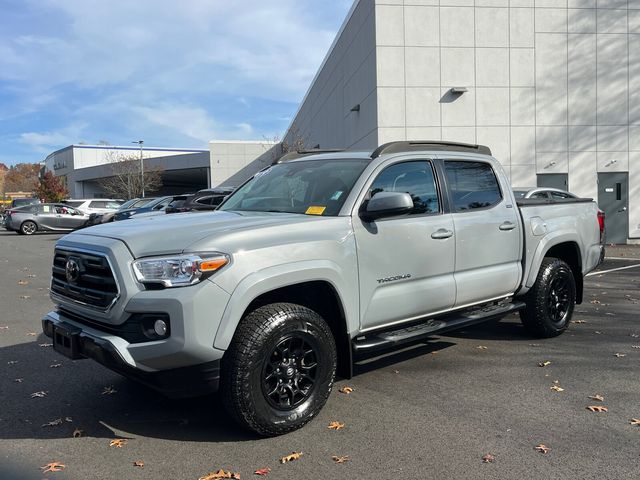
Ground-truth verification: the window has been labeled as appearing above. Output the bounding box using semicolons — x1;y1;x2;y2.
89;201;107;208
530;192;548;199
369;161;440;215
445;161;502;212
550;191;573;199
64;201;84;208
195;196;214;205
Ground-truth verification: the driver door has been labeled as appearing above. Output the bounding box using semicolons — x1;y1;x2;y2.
55;206;86;230
353;160;456;331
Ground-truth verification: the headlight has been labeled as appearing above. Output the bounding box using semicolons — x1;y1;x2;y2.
132;253;229;287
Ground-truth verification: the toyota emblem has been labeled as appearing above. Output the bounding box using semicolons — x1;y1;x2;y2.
65;258;80;283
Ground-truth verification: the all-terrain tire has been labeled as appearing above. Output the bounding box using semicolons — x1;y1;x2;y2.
520;257;576;338
221;302;337;436
20;220;37;235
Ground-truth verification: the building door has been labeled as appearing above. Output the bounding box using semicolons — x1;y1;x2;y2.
537;173;568;190
597;172;629;244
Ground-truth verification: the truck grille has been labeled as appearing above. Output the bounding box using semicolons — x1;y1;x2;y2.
51;249;119;311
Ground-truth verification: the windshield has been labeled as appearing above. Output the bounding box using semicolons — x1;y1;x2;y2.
219;159;369;216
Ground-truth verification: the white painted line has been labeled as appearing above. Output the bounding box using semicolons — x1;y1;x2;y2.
605;257;640;261
587;263;640;277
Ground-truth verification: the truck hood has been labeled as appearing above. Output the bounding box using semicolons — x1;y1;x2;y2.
68;210;336;257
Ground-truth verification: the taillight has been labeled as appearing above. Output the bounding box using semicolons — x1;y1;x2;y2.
597;210;605;242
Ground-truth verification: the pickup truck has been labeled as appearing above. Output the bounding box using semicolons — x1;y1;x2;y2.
42;141;604;436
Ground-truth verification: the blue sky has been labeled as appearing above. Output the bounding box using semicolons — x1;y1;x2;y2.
0;0;353;166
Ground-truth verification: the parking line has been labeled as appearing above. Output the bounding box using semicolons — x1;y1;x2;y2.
587;263;640;277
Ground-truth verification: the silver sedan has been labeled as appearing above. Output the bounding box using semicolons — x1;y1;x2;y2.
4;203;97;235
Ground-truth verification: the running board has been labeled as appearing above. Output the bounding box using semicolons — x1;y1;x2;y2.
352;301;526;357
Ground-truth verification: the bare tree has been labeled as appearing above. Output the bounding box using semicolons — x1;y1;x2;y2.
99;152;163;199
280;125;309;154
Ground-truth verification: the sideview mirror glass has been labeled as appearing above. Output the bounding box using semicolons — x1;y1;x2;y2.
360;192;413;222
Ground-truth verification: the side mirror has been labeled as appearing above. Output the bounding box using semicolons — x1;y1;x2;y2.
359;192;413;222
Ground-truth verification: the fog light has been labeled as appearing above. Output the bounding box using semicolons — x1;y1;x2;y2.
154;319;168;337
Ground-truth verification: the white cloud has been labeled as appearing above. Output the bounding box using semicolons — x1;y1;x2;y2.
19;124;87;152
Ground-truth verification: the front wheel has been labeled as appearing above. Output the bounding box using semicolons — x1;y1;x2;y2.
520;257;576;338
221;303;337;436
20;221;37;235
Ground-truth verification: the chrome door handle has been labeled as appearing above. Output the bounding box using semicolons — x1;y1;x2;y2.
499;221;516;231
431;228;453;239
618;207;627;212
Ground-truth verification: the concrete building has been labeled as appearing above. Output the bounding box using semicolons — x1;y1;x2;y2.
275;0;639;243
45;145;210;198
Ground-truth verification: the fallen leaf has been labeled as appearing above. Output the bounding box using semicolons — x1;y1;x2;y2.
630;419;640;426
482;453;495;463
102;386;117;395
72;428;83;438
42;418;63;428
588;394;604;402
26;332;37;336
631;334;640;338
280;452;303;464
19;295;31;300
328;421;345;430
50;363;62;368
14;378;23;383
39;343;52;347
41;462;65;473
586;405;608;412
27;274;36;278
393;369;400;374
18;279;29;285
614;353;626;358
477;345;488;350
109;439;127;448
332;455;350;464
538;361;552;367
7;360;18;365
133;460;144;468
632;345;640;349
590;299;601;304
529;343;541;347
338;386;354;394
65;417;73;422
550;385;564;392
594;331;603;335
254;467;271;475
30;391;47;398
0;325;8;330
571;320;587;324
199;469;240;479
534;444;550;454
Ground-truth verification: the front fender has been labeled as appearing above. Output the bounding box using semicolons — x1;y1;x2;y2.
212;260;358;351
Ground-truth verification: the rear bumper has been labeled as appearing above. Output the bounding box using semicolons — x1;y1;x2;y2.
42;312;220;398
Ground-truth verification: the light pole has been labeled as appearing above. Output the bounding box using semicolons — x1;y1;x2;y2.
132;140;144;197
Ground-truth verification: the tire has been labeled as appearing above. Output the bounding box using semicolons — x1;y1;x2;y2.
520;257;576;338
20;221;37;235
221;302;337;436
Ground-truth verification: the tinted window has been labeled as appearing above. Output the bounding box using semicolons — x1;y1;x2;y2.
369;161;440;215
64;201;84;208
550;191;573;199
89;201;106;208
195;196;214;205
530;192;549;199
445;161;502;212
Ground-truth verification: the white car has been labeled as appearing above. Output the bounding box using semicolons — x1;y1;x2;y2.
63;198;124;215
512;187;578;200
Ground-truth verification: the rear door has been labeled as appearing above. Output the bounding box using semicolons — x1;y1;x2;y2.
443;160;522;307
353;159;456;330
597;172;629;244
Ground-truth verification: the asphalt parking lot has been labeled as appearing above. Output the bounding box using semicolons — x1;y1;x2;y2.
1;230;639;479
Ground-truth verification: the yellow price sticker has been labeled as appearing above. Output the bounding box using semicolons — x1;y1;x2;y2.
305;206;326;215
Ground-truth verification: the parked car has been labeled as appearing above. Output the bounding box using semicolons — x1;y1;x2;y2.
118;198;156;210
4;203;96;235
43;141;604;436
180;187;236;212
164;195;196;214
10;197;40;209
114;195;190;221
63;198;124;215
512;187;578;200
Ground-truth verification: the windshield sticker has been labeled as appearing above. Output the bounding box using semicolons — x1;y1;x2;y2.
330;191;343;201
305;206;326;215
43;205;51;212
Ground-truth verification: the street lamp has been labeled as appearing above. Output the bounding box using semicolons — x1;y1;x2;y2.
132;140;144;197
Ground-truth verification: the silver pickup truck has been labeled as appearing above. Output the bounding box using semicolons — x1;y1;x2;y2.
42;141;604;436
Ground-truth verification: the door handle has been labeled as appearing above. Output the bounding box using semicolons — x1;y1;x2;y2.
431;228;453;239
499;221;516;231
618;207;627;212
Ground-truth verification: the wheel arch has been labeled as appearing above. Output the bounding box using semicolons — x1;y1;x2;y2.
528;239;583;304
213;263;356;379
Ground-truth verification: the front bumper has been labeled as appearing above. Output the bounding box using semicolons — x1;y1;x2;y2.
42;311;221;398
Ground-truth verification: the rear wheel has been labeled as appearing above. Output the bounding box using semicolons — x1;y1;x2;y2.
520;257;576;338
221;302;337;436
20;221;37;235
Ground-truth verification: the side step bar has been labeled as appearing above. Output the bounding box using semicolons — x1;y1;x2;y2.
352;301;526;357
